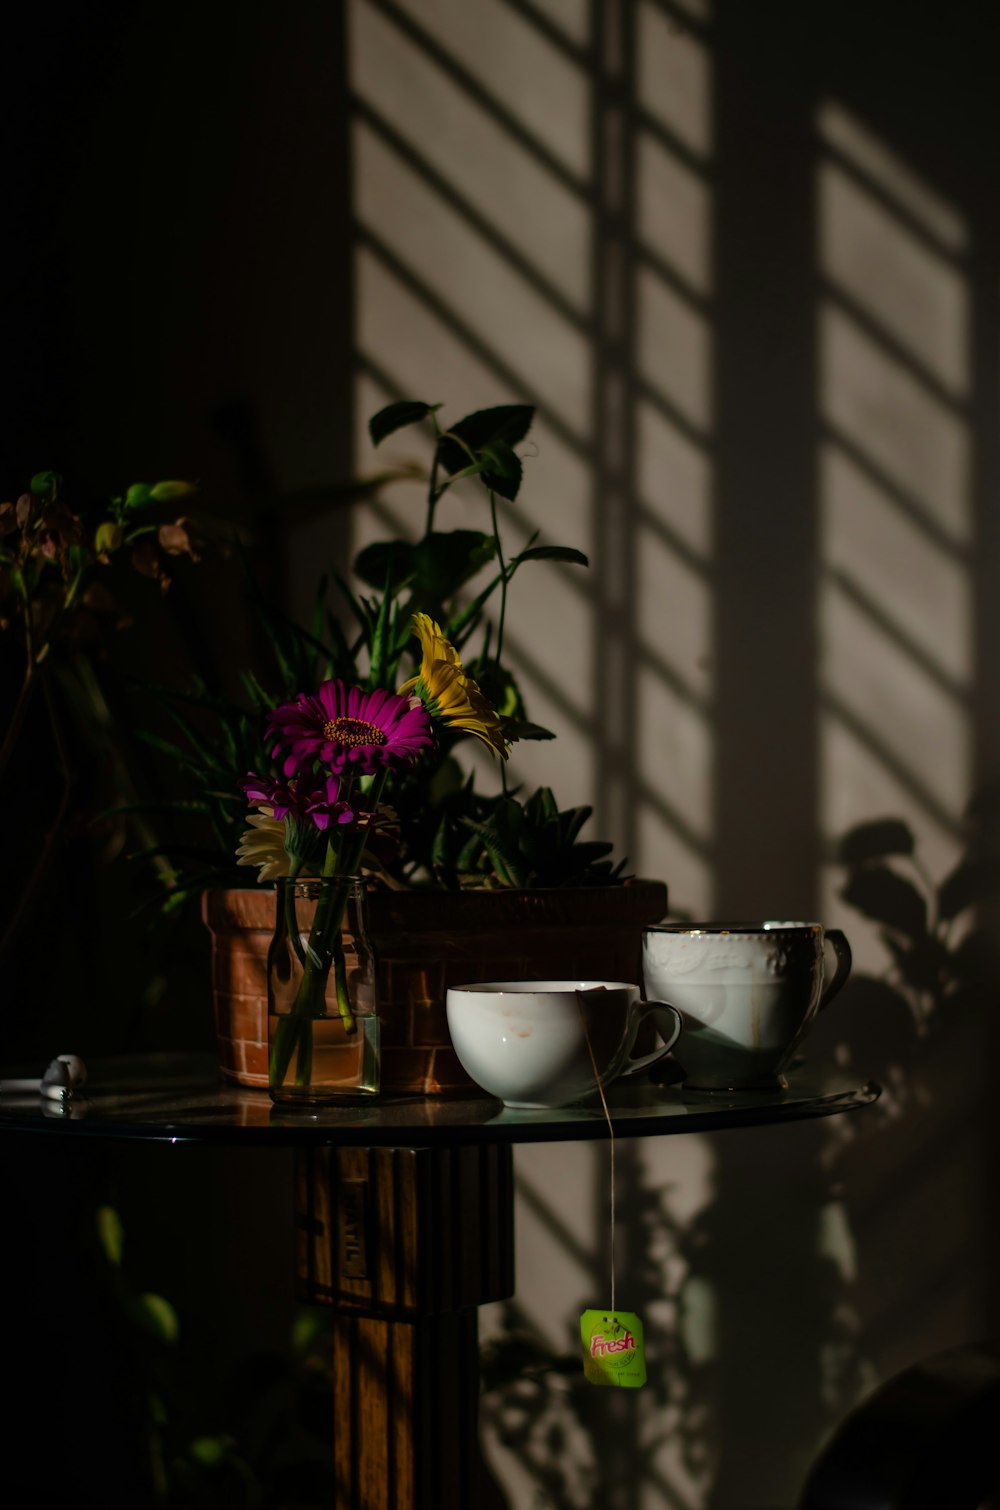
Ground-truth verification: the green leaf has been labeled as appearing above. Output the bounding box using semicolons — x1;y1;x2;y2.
369;400;440;447
163;704;229;773
447;572;504;645
124;483;154;510
240;670;274;712
100;799;214;818
149;479;196;501
189;1436;236;1468
97;1205;124;1266
501;719;556;741
30;470;61;502
839;865;928;938
836;819;915;866
133;1292;179;1345
405;530;495;605
439;405;535;478
293;1312;329;1353
353;540;416;592
461;816;526;888
478;438;522;500
133;727;217;775
510;545;589;569
367;575;394;691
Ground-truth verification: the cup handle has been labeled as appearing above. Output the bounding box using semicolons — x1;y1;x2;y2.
619;1001;683;1078
819;928;852;1010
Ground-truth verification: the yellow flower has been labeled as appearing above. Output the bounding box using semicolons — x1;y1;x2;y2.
399;613;511;761
236;809;291;882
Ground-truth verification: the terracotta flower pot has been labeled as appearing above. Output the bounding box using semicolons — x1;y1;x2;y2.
202;879;668;1095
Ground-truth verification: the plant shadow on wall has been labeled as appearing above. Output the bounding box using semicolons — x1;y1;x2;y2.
478;1134;871;1509
820;808;1000;1109
475;806;1000;1509
481;1142;712;1510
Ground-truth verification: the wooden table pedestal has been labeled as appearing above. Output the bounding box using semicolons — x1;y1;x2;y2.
294;1142;515;1510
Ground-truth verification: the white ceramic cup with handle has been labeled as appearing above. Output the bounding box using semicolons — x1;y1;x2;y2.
446;980;683;1108
642;921;852;1091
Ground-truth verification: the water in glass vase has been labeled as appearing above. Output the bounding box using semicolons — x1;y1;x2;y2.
268;1011;380;1105
267;874;380;1105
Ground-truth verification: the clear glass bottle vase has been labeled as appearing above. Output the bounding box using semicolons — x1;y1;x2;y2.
267;875;379;1105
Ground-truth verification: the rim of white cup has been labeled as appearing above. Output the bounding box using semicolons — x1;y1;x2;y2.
447;980;637;994
644;921;822;936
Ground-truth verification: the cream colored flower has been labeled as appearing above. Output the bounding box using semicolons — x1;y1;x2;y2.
235;808;290;882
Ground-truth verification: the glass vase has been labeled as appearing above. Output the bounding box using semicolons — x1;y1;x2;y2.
267;875;379;1105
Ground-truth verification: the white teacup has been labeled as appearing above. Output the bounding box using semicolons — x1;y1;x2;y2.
642;923;852;1091
446;980;683;1108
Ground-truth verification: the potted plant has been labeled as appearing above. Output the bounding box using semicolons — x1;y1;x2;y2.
0;467;220;997
3;405;667;1091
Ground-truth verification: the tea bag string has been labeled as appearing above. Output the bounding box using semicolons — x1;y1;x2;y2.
577;993;616;1314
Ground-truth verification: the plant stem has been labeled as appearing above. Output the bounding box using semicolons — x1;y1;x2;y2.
425;413;445;535
489;489;508;665
270;771;389;1092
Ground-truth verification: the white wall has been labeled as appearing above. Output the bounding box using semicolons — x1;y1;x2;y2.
345;2;999;1505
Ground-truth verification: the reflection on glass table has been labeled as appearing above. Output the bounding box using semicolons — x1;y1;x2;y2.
0;1054;880;1510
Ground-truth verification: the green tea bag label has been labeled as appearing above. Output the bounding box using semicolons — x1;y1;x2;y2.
580;1309;646;1388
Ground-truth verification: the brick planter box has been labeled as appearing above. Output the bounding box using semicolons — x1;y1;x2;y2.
202;879;668;1095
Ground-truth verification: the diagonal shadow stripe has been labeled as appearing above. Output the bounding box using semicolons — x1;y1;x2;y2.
363;0;591;198
500;622;606;736
820;281;970;412
634;499;712;578
636;238;714;318
635;370;712;450
353;95;594;333
635;100;716;178
357;223;594;459
816;134;970;268
634;774;715;858
636;639;713;717
821;424;972;564
516;1168;601;1278
825;565;970;705
820;687;965;836
499;0;595;67
644;0;714;43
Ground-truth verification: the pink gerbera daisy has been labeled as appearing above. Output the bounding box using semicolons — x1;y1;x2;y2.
266;680;434;778
241;769;357;831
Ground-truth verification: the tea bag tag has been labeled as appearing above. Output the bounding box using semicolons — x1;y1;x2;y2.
580;1309;646;1388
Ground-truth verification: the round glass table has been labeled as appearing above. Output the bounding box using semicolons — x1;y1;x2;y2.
0;1055;879;1509
0;1052;879;1143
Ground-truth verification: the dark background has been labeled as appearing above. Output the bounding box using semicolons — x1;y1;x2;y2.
2;5;353;1504
3;3;1000;1507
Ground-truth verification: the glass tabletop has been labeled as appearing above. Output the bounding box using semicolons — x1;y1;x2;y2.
0;1054;880;1147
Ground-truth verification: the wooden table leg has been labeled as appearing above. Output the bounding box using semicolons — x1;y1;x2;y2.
294;1144;515;1510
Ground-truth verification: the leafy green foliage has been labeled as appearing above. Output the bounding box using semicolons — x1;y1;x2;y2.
368;398;441;446
66;395;622;905
438;404;535;500
459;787;627;890
353;529;496;605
